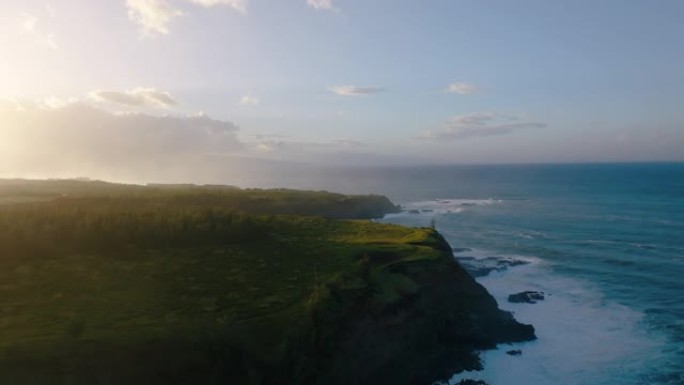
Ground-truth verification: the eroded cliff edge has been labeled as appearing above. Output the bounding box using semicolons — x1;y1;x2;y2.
303;229;535;385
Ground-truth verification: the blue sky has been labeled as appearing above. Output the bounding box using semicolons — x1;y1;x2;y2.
0;0;683;179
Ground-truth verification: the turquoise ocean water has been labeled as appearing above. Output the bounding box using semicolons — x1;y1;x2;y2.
245;162;684;384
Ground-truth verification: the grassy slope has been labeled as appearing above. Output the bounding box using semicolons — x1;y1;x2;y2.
0;190;440;384
0;217;440;344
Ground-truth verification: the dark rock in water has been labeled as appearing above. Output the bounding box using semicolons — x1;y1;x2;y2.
506;349;522;356
508;291;545;304
464;266;498;278
456;380;489;385
408;209;420;214
420;209;434;212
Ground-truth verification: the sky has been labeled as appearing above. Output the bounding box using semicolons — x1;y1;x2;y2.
1;0;683;182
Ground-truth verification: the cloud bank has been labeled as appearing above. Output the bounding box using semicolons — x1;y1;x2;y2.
424;112;546;141
445;82;476;95
330;86;384;96
0;101;242;181
90;88;178;108
0;101;380;181
126;0;183;35
239;95;259;106
307;0;338;12
189;0;247;12
126;0;246;35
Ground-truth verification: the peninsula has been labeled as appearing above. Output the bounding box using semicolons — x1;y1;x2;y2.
0;180;534;384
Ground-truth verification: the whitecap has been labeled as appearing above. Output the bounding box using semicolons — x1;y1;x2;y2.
447;255;667;385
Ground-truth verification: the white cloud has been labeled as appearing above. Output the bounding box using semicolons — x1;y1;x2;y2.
239;95;259;105
330;86;384;96
40;97;79;110
256;142;276;152
126;0;248;35
307;0;338;12
252;138;366;157
1;98;27;113
423;112;546;141
90;88;178;108
126;0;183;36
446;82;476;95
189;0;247;13
19;13;58;50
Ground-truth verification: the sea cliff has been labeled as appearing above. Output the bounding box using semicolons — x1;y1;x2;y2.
0;181;533;384
301;229;535;385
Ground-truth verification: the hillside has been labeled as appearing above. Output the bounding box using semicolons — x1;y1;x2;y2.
0;179;400;219
0;181;533;384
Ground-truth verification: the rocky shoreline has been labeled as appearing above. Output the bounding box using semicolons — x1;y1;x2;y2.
308;231;536;385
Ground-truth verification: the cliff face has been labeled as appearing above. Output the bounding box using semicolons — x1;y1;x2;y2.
304;231;535;385
0;192;530;385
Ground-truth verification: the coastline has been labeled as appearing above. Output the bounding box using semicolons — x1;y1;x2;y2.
307;230;536;385
0;182;535;385
445;248;665;385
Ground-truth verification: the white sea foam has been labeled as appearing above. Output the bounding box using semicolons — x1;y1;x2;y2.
447;257;666;385
453;247;544;265
382;199;672;385
397;198;502;215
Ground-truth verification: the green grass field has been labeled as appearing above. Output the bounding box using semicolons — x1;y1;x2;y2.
0;181;444;384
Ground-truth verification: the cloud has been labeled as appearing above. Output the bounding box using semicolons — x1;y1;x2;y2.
0;101;243;180
21;13;38;31
90;88;178;108
126;0;247;35
40;97;79;110
239;95;259;106
307;0;338;12
251;137;367;159
423;112;546;141
189;0;247;13
126;0;183;35
446;82;476;95
19;12;58;50
330;86;384;96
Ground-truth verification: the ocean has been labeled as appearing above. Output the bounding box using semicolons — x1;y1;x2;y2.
243;162;684;385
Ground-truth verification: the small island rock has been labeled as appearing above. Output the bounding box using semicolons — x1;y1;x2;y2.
508;291;545;304
456;380;489;385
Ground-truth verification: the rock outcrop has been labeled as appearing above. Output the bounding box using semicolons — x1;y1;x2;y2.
508;291;545;304
306;231;536;385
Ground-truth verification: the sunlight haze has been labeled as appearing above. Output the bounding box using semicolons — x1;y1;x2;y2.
1;0;683;182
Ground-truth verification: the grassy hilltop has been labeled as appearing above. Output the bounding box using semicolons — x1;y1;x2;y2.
0;180;533;385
